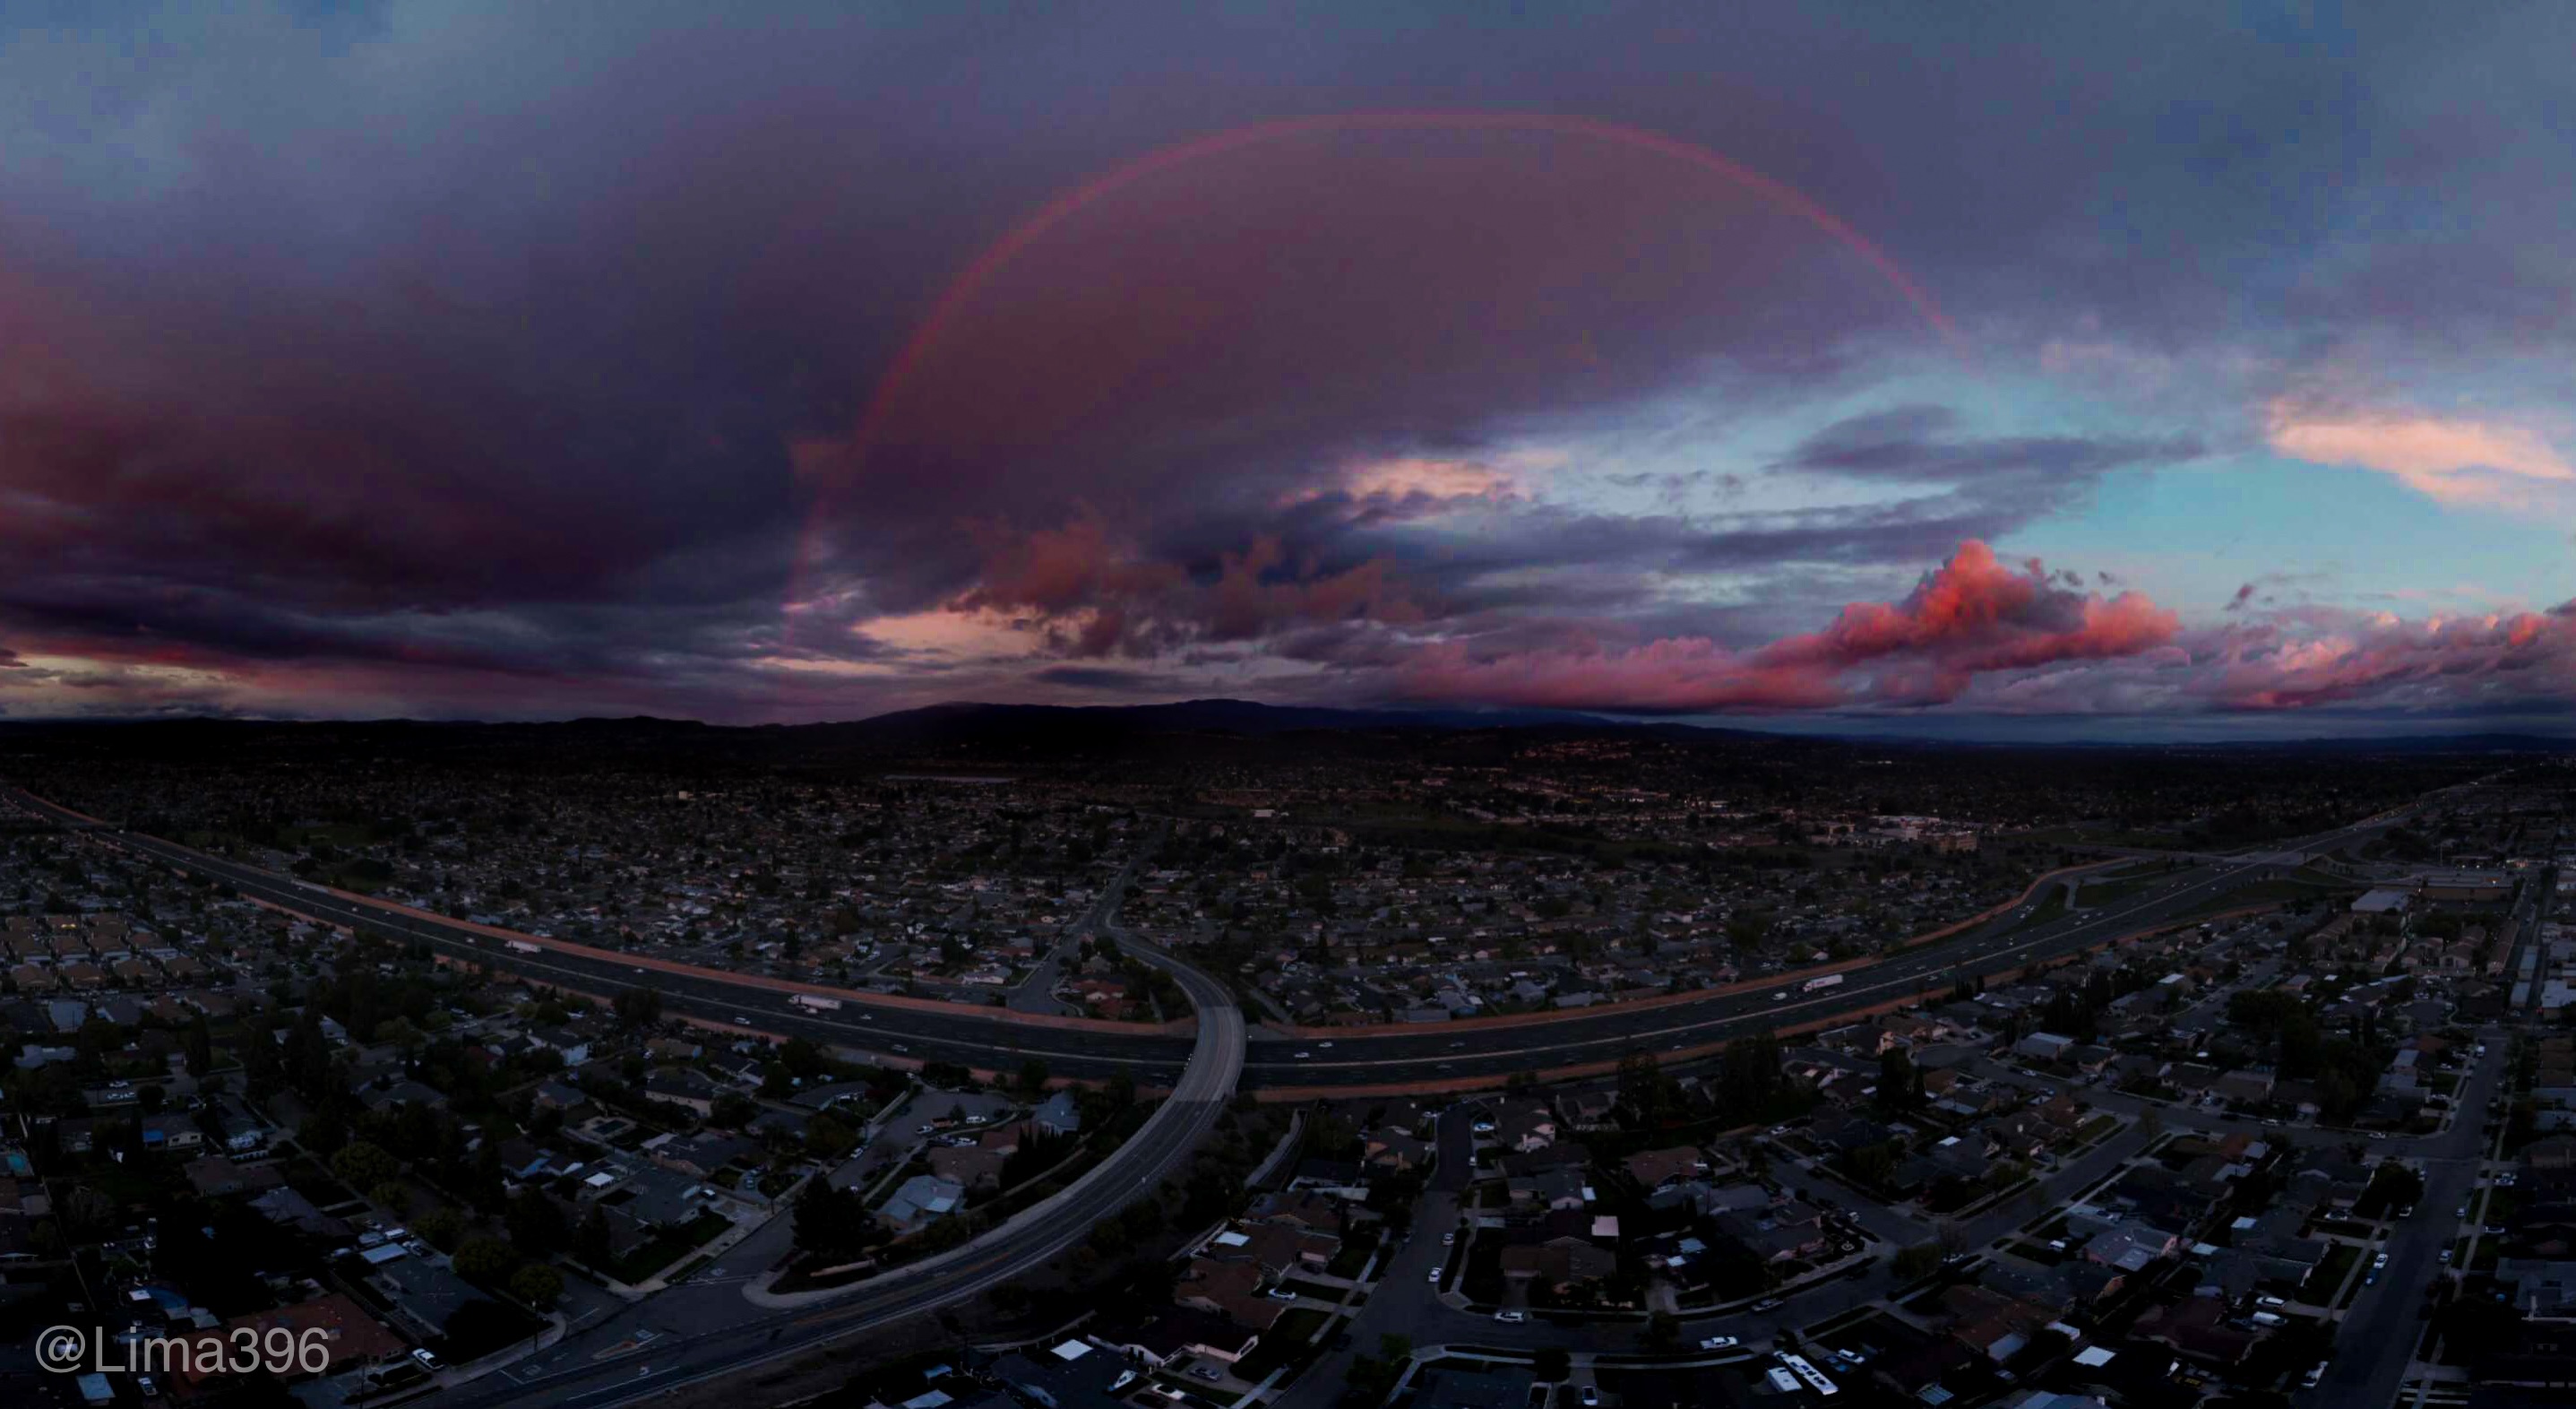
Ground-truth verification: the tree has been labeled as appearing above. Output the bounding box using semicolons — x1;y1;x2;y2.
573;1204;613;1269
372;1180;413;1218
332;1140;399;1191
794;1179;876;1266
1892;1242;1944;1280
1019;1058;1051;1095
414;1206;465;1251
183;1012;214;1076
506;1189;568;1253
452;1236;516;1284
509;1263;564;1307
1642;1310;1679;1349
1879;1048;1924;1111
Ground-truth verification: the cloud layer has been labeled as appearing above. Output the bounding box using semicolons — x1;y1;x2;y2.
0;4;2571;732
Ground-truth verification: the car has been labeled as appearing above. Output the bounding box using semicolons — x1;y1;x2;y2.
2400;1205;2416;1218
892;1043;909;1053
1449;1040;1466;1049
410;1349;445;1372
2440;1249;2453;1264
1294;1050;1313;1059
137;1376;159;1399
1190;1367;1223;1381
1579;1389;1600;1407
1772;991;1788;1002
735;1015;752;1024
2047;1239;2067;1252
1428;1267;1443;1284
917;1124;936;1135
2369;1131;2386;1140
1319;1041;1335;1049
1495;1310;1528;1324
1751;1297;1784;1312
2302;1363;2327;1389
1698;1336;1740;1351
2374;1251;2390;1266
2257;1295;2286;1309
1266;1287;1298;1301
1443;1232;1456;1246
2460;1206;2471;1219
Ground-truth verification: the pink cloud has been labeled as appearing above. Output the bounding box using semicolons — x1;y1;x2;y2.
2264;399;2574;506
1396;540;2181;712
2195;606;2576;710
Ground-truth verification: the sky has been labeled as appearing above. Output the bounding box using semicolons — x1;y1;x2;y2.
2;2;2572;738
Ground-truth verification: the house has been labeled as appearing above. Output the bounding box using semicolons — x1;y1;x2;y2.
644;1068;722;1117
1493;1101;1558;1153
2012;1033;2077;1063
1624;1146;1709;1190
138;1112;203;1153
1030;1089;1084;1136
1094;1307;1263;1367
1419;1369;1538;1409
1175;1257;1286;1330
1506;1167;1588;1211
1496;1236;1615;1293
929;1145;1010;1190
990;1343;1136;1409
880;1174;966;1232
1555;1089;1618;1130
168;1294;405;1387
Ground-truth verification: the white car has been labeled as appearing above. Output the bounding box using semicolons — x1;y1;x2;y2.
1428;1267;1442;1284
410;1348;445;1372
1294;1050;1313;1059
1698;1336;1740;1351
1494;1310;1528;1324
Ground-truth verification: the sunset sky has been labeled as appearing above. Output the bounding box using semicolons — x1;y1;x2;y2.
4;4;2572;736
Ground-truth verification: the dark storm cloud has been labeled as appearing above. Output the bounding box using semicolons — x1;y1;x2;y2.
0;3;2570;722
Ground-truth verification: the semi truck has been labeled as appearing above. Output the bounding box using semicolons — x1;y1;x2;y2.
789;993;844;1012
1802;972;1846;993
504;939;543;955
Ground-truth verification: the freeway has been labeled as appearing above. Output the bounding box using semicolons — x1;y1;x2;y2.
1243;809;2405;1090
436;849;1245;1409
0;785;2399;1093
0;783;1201;1085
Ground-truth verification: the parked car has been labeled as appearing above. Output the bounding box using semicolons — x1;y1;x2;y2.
1751;1297;1784;1312
1698;1336;1740;1351
1495;1310;1529;1324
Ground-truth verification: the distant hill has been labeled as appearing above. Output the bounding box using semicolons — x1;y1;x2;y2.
0;700;2568;757
832;697;1610;743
